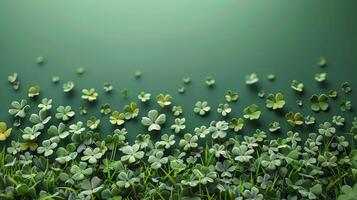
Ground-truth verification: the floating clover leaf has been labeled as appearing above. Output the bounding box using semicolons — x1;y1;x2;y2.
285;112;304;127
266;92;285;110
22;126;41;141
229;118;244;132
258;90;265;98
171;118;186;133
310;94;329;112
245;73;259;85
8;73;20;90
69;121;85;134
182;76;191;84
225;90;239;102
205;76;215;87
158;134;175;149
82;147;103;164
87;116;100;130
329;90;338;98
318;122;335;137
134;70;142;78
79;105;87;115
209;121;229;139
8;99;30;119
141;110;166;131
52;76;60;83
340;100;352;111
55;106;75;121
156;93;172;107
243;104;261;120
37;139;57;157
194;101;211;116
217;103;231;116
116;170;140;188
0;122;12;141
179;133;198;151
232;144;254;163
267;74;275;81
291;80;304;92
81;88;98;102
148;151;168;169
63;81;74;92
28;86;40;98
178;86;185;93
103;82;113;92
337;184;357;200
341;82;352;93
305;115;316;125
268;122;281;132
100;103;111;115
138;92;151;102
318;57;327;67
332;115;345;126
38;98;52;111
123;102;139;119
36;56;44;64
70;162;93;181
172;106;183;116
109;111;125;126
121;144;144;163
314;73;326;82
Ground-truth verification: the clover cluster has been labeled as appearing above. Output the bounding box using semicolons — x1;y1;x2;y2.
0;57;357;200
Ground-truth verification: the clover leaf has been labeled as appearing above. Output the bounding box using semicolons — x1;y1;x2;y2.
314;73;326;82
38;98;52;111
109;111;125;126
171;118;186;133
148;151;168;169
217;103;231;116
63;81;74;92
245;73;259;85
268;122;281;132
116;170;140;188
36;56;44;64
69;121;85;134
194;125;210;138
329;90;338;98
179;133;198;150
28;86;40;98
8;73;20;90
205;76;215;87
232;145;254;163
8;99;30;120
178;86;185;93
22;126;41;141
158;134;176;149
310;94;329;111
225;90;239;102
156;93;172;107
100;103;111;115
37;139;57;157
318;57;327;67
82;147;103;164
172;106;183;116
70;162;93;181
341;82;352;93
141;110;166;131
103;82;113;92
337;184;357;200
123;102;139;119
29;109;51;130
87;116;101;130
52;76;60;83
209;121;229;139
55;146;77;164
121;144;144;163
243;104;261;120
55;106;75;121
332;115;345;126
285;112;304;127
79;176;103;197
81;88;98;102
291;80;304;92
138;92;151;102
318;122;335;137
229;118;244;132
340;100;352;111
194;101;211;116
305;115;316;125
0;122;12;141
266;92;285;110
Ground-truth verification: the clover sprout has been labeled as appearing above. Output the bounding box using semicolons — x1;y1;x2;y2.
245;73;259;85
243;104;261;120
315;72;326;82
329;90;338;98
266;92;285;110
205;76;215;87
141;110;166;131
28;86;40;98
8;73;20;90
138;91;151;102
79;105;88;115
103;82;113;92
81;88;98;102
291;80;304;92
194;101;211;116
225;90;239;102
63;81;74;92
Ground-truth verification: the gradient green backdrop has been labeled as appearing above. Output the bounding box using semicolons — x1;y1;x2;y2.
1;0;356;143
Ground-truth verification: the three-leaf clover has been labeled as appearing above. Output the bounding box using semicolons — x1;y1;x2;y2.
268;122;281;132
0;122;12;141
121;144;144;163
172;106;183;116
315;73;326;82
81;147;103;164
28;86;40;98
87;116;101;130
141;110;166;131
37;139;57;157
103;82;113;93
63;81;74;92
243;104;261;120
217;103;232;116
148;151;168;169
318;122;335;137
291;80;304;92
138;92;151;102
285;112;304;127
205;76;215;87
266;93;285;110
245;73;259;85
225;90;239;102
156;94;172;107
109;111;125;126
229;118;244;132
8;100;30;118
179;133;198;150
38;98;52;111
170;118;186;133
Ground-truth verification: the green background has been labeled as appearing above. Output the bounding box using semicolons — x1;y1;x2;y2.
0;0;356;143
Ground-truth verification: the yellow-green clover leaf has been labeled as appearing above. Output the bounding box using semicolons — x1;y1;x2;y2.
229;118;244;132
225;90;239;102
63;81;74;92
217;103;231;116
141;110;166;131
266;92;285;110
285;112;304;127
87;116;101;130
314;73;326;82
81;88;98;102
28;86;40;98
291;80;304;92
123;102;139;119
245;73;259;85
310;94;329;112
55;106;75;121
243;104;261;120
156;94;172;107
109;111;125;126
194;101;211;116
0;122;12;141
138;92;151;102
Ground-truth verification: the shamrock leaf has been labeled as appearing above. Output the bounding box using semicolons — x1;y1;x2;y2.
138;92;151;102
243;104;261;120
245;73;259;85
314;73;326;82
217;103;231;116
170;118;186;133
0;122;12;141
55;106;75;121
205;76;215;87
194;101;211;116
266;92;285;110
310;94;329;112
225;90;239;102
109;111;125;126
285;112;304;127
229;118;244;132
141;110;166;131
28;86;40;98
291;80;304;92
87;116;101;130
81;88;98;102
156;94;172;107
63;81;74;92
121;144;144;163
123;102;139;119
8;100;30;118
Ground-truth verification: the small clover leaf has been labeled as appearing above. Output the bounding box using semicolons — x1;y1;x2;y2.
268;122;281;132
81;88;98;102
0;122;12;141
123;102;139;119
285;112;304;127
156;93;172;107
205;76;215;87
291;80;304;92
314;72;326;82
87;116;101;130
229;118;244;132
266;92;286;110
245;73;259;85
172;106;183;116
243;104;261;120
217;103;231;116
63;81;74;92
28;86;40;98
170;118;186;133
138;92;151;102
109;111;125;126
194;101;211;116
310;94;329;112
55;106;75;121
141;110;166;131
121;144;144;163
225;90;239;102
